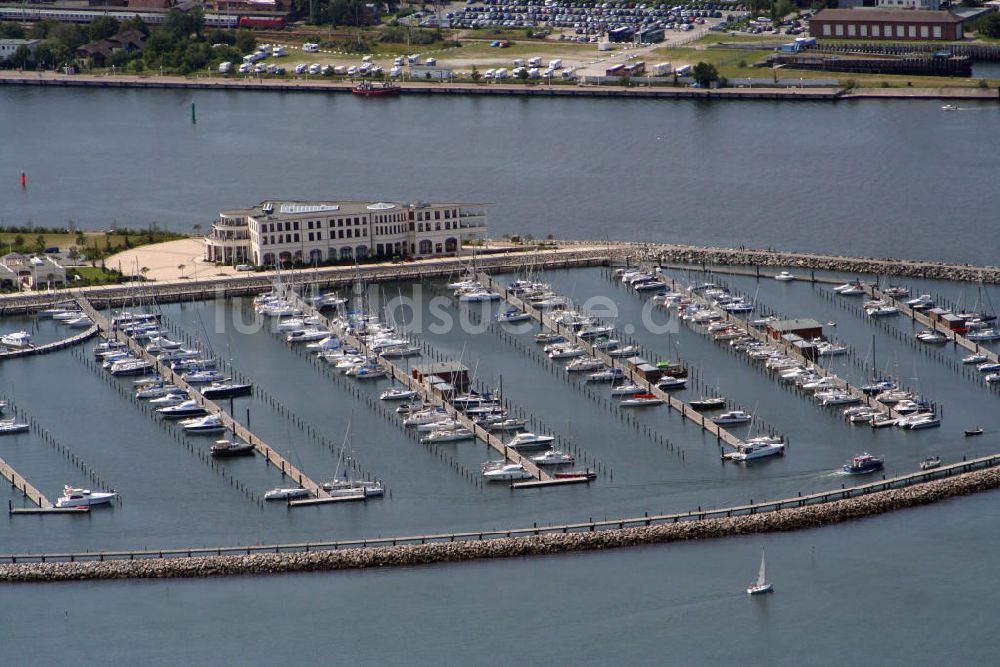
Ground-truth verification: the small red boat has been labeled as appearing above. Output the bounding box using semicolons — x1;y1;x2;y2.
554;470;597;481
352;81;401;97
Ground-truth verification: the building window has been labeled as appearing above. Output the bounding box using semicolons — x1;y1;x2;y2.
434;211;441;220
377;244;384;255
363;229;367;237
346;229;352;239
338;230;344;239
293;222;299;231
340;247;353;261
933;26;941;38
356;245;368;259
823;24;831;36
847;24;855;37
834;24;843;36
294;233;299;242
435;222;441;231
872;25;880;36
908;25;916;38
920;25;928;38
860;24;867;37
308;232;314;241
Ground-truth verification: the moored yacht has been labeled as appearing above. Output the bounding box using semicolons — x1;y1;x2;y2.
157;399;208;419
0;418;30;434
482;462;532;482
55;485;117;508
380;387;417;401
201;382;253;399
210;439;256;457
1;331;32;348
530;450;575;466
507;432;556;449
712;410;753;425
264;487;310;501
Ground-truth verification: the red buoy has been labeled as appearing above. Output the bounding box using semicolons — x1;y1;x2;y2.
20;172;26;189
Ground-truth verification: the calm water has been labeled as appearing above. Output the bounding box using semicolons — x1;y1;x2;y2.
3;88;1000;663
2;87;1000;264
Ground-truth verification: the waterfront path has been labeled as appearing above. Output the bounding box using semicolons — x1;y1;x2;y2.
479;273;746;449
1;449;997;571
75;297;331;502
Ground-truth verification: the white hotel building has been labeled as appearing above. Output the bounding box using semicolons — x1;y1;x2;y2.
204;199;489;267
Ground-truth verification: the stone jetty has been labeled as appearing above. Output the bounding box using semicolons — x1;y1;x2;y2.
3;464;998;583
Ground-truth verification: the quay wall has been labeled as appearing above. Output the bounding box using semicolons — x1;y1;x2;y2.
3;463;998;582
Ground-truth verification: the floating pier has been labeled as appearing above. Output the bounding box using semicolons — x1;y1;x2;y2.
479;273;747;449
75;297;331;503
654;270;904;421
284;291;557;484
0;325;99;360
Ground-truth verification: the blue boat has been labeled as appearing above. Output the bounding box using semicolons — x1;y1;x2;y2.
843;453;884;474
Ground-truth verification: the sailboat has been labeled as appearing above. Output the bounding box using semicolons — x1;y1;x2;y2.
747;550;773;595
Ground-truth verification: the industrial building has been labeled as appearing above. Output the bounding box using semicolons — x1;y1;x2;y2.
809;9;964;40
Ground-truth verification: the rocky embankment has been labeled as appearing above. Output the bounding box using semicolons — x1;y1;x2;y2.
3;466;998;583
598;242;1000;283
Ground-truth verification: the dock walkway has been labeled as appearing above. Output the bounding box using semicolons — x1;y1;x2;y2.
284;292;566;485
75;297;331;501
655;270;902;421
479;274;746;448
0;454;53;509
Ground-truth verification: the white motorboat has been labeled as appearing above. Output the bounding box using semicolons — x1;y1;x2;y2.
482;462;532;482
619;393;663;407
1;331;32;348
421;427;475;443
157;399;208;419
727;438;785;462
962;353;988;364
149;392;189;406
136;384;179;399
52;310;83;321
180;369;224;384
416;418;460;432
865;304;899;317
507;432;556;449
323;478;384;498
0;419;30;434
497;308;531;323
181;413;227;434
109;359;155;376
747;550;773;595
380;387;417;401
348;366;388;380
967;328;1000;341
976;362;1000;373
610;383;644;396
403;409;448;427
286;328;330;344
607;345;639;358
378;344;422;358
817;391;860;406
64;316;93;328
264;487;310;501
55;485;117;508
713;410;753;425
656;376;687;390
548;345;586;360
774;271;795;282
587;368;624;383
483;418;528;432
530;450;575;466
566;358;605;373
458;290;501;302
816;342;848;356
689;396;727;410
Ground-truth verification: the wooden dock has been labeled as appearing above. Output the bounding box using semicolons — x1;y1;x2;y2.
655;270;902;421
0;453;53;509
479;273;747;449
0;325;99;360
75;297;331;502
284;292;554;484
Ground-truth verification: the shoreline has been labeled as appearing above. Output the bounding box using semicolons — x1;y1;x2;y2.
2;71;998;101
2;460;997;582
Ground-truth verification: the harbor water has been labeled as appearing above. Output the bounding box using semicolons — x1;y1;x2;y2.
2;87;1000;664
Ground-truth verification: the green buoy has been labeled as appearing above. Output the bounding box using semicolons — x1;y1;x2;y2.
191;101;197;124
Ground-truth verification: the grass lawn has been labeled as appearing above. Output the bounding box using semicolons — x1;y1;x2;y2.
67;266;127;286
0;230;186;255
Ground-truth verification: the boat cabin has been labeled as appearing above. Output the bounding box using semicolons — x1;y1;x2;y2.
767;318;823;342
412;362;470;393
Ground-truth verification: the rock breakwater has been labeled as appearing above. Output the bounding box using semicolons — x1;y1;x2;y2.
3;465;998;583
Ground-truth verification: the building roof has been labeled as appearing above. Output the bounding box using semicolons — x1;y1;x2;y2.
0;39;40;47
768;318;823;332
224;200;489;221
412;361;470;375
812;8;963;23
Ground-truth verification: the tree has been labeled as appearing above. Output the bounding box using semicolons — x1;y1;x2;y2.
164;7;205;40
13;235;24;250
0;22;26;39
692;62;719;88
515;67;529;82
87;16;120;42
234;30;256;55
470;65;481;82
177;263;186;278
75;232;86;246
8;45;34;70
975;13;1000;38
34;235;46;254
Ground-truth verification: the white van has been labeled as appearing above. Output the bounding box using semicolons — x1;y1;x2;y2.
527;56;542;67
548;59;562;69
513;58;524;67
294;63;308;74
426;57;436;66
303;43;319;53
495;67;509;79
218;61;232;74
